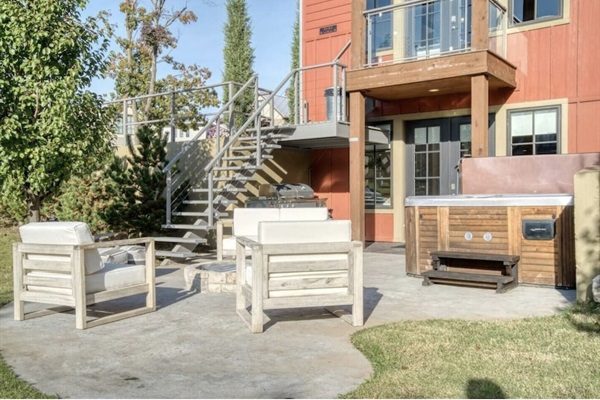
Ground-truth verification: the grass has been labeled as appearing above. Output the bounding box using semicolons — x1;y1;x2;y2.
1;226;599;399
343;303;600;399
0;226;54;399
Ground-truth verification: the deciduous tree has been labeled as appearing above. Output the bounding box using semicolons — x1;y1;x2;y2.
0;0;112;222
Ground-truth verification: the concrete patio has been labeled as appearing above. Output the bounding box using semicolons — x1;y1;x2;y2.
0;244;575;398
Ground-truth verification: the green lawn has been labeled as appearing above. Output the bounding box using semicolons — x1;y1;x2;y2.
0;226;54;399
343;303;600;399
1;226;599;399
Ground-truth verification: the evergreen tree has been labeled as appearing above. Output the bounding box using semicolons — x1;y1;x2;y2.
102;126;169;237
222;0;255;128
287;1;300;124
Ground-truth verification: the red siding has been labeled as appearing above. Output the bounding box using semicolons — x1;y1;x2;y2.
310;148;350;221
303;0;351;122
365;213;394;242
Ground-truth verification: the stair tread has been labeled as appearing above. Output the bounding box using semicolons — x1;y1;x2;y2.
154;237;207;244
162;224;215;230
156;250;199;259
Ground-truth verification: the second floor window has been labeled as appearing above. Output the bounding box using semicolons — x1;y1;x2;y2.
367;0;392;51
510;0;562;26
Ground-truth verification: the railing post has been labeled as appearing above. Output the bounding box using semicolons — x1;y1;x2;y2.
170;92;176;143
295;71;300;124
254;77;262;165
228;81;235;130
207;174;214;226
333;64;339;122
366;16;373;67
166;170;172;225
341;65;347;122
216;114;221;154
122;99;127;137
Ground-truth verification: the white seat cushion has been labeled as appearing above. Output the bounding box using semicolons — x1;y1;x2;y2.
119;245;146;265
86;263;146;293
27;263;146;294
19;222;104;275
233;208;279;237
278;207;328;221
98;248;129;264
258;220;351;244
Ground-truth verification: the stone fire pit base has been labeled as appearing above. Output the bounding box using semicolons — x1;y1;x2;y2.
183;261;237;293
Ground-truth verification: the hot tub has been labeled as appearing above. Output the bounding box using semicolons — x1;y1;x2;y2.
404;194;575;288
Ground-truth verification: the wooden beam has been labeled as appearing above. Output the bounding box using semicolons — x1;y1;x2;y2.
350;0;366;70
349;92;365;242
471;74;489;157
472;0;489;51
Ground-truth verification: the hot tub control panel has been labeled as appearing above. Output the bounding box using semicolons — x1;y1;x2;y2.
522;220;556;240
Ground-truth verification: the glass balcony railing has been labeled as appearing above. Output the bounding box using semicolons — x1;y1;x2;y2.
364;0;507;67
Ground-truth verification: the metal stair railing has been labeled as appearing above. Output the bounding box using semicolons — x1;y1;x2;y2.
162;75;259;225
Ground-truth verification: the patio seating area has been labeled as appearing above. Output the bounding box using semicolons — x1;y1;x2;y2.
0;242;575;399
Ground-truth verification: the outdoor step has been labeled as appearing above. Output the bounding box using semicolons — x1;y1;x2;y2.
222;154;273;161
156;250;199;259
213;165;262;172
237;133;292;141
161;224;215;231
231;144;281;151
171;211;229;217
154;236;207;245
213;175;252;182
190;187;248;193
182;199;237;205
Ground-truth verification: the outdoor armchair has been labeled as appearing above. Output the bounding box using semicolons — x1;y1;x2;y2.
235;219;363;333
13;221;156;329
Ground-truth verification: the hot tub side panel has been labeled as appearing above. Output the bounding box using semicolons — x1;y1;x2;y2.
405;203;575;287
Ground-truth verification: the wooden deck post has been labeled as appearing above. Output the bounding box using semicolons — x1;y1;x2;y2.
471;0;490;157
471;74;489;157
349;0;366;242
349;92;366;242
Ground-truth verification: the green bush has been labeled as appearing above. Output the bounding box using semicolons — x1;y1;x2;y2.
53;169;114;233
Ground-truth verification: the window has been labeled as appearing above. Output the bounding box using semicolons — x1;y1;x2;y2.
367;0;392;51
509;106;560;156
365;122;392;208
510;0;562;26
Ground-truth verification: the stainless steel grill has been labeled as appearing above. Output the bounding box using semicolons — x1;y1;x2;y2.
246;183;327;208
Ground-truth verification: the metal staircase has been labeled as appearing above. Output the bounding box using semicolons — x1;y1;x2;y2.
155;73;299;259
153;53;350;259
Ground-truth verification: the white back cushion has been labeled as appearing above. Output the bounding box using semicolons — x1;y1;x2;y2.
19;222;104;275
258;220;351;244
278;207;328;221
233;208;279;237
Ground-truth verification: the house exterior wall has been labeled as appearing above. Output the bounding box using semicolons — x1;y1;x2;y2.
302;0;351;122
302;0;599;243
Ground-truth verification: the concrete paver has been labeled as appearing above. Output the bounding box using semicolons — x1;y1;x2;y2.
0;249;575;398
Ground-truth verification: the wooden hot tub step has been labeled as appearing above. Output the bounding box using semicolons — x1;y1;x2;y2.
422;270;516;293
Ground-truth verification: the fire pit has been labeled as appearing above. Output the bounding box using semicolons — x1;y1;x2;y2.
183;261;237;293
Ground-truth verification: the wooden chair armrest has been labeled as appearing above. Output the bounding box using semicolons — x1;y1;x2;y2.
236;236;259;249
78;237;155;250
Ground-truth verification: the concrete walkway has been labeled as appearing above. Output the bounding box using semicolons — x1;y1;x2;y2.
0;248;575;398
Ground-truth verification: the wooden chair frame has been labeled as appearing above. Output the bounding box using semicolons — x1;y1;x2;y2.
13;238;156;330
235;236;363;333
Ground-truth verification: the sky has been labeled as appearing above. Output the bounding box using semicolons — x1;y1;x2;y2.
82;0;298;96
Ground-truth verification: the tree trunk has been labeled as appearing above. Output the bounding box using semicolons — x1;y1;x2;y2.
28;195;41;223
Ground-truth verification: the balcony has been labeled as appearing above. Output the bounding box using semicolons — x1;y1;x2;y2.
347;0;516;100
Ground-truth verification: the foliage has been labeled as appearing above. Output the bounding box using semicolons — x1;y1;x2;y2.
287;1;300;124
107;0;218;131
102;126;169;237
53;168;115;233
0;0;113;222
222;0;255;128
